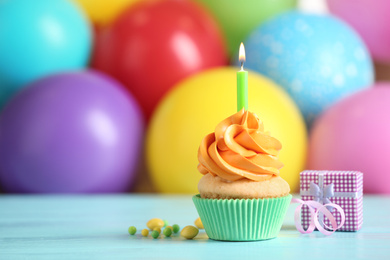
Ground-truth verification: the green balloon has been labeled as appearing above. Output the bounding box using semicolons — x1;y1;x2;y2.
195;0;297;56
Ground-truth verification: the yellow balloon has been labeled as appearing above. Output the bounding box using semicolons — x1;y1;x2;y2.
146;67;307;193
74;0;140;26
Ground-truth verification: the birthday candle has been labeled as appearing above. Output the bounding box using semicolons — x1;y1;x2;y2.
237;42;248;111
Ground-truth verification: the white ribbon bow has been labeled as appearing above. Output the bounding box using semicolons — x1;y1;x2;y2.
309;182;334;205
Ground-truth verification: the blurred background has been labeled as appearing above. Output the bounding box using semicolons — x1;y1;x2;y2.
0;0;389;195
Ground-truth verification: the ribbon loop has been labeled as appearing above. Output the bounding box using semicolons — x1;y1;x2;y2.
291;198;345;236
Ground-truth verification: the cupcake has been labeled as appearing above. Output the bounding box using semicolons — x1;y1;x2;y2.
192;108;291;241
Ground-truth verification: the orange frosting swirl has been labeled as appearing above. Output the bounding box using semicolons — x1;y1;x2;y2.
197;109;283;182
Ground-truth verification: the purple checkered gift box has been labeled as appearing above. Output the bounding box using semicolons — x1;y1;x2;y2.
300;170;363;232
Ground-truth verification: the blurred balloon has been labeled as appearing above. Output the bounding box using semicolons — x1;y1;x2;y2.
308;84;390;194
0;0;91;108
328;0;390;63
244;11;374;127
92;0;227;120
75;0;140;27
194;0;296;56
0;71;143;193
146;67;307;193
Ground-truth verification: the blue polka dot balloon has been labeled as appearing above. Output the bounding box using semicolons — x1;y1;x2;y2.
244;11;374;127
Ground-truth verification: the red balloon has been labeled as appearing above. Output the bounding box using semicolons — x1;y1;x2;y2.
92;0;228;119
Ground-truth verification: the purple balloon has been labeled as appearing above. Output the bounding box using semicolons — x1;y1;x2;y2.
0;71;143;193
308;84;390;194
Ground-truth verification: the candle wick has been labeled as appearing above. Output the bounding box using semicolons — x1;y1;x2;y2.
240;61;244;71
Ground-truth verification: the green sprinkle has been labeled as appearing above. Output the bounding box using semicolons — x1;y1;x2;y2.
151;230;159;239
128;226;137;235
163;220;169;227
163;227;172;237
172;224;180;234
166;225;173;231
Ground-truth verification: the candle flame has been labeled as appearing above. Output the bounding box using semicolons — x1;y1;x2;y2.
239;42;246;63
239;42;246;70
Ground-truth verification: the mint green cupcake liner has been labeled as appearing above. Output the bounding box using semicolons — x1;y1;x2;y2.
192;194;292;241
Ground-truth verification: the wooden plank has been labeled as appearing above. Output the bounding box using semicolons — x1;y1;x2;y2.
1;195;389;259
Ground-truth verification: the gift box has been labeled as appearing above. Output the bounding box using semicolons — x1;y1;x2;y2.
300;170;363;232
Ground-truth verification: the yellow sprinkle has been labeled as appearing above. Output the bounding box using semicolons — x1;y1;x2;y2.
141;229;149;237
194;217;204;229
180;225;199;239
147;218;165;230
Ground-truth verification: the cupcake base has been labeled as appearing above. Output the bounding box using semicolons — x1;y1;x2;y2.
192;194;292;241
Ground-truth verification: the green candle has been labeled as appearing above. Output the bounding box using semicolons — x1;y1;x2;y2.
237;42;248;111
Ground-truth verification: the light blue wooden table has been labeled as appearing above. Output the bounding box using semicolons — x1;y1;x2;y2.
1;194;389;259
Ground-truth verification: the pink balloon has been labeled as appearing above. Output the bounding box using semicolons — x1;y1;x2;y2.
328;0;390;63
308;84;390;194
